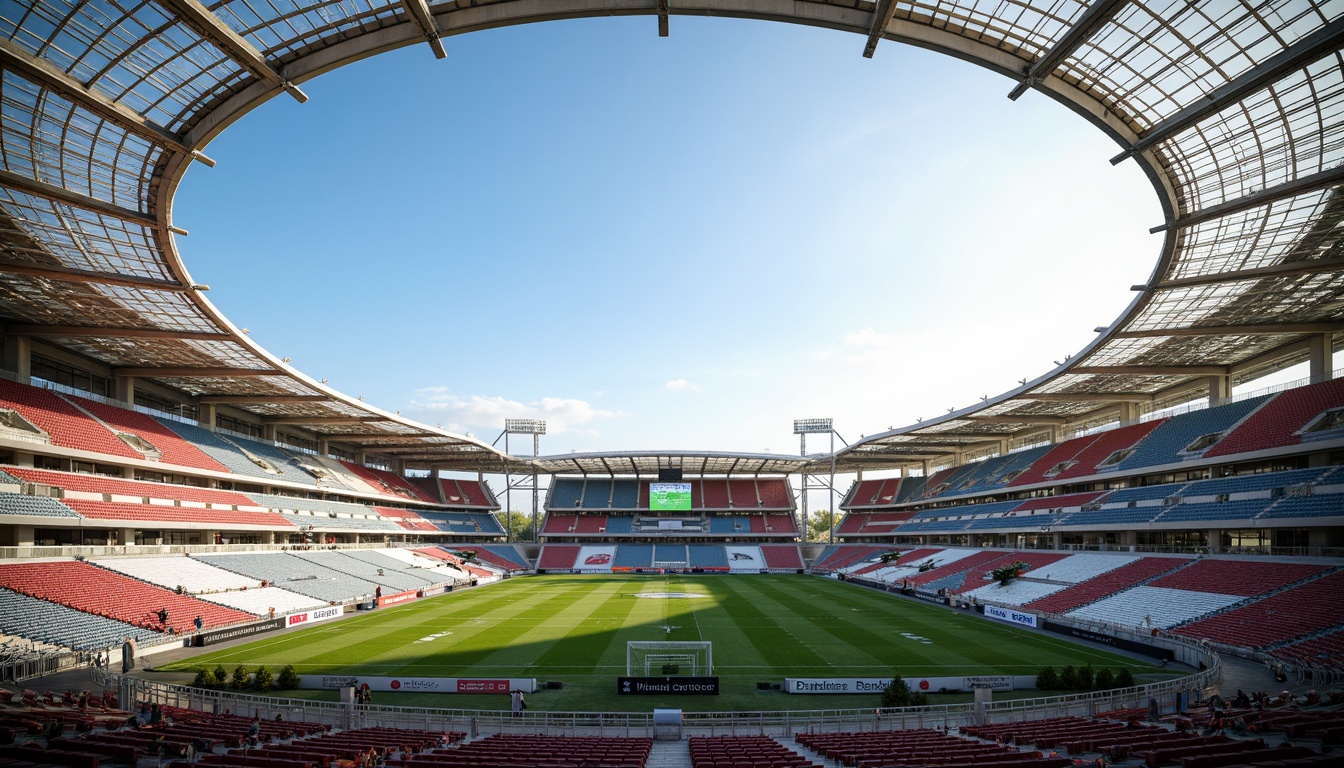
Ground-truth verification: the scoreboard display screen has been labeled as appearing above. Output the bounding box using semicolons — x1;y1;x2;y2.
649;482;692;511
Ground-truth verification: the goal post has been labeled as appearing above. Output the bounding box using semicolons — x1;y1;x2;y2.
627;641;712;677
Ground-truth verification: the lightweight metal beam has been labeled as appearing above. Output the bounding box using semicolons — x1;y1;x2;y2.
1114;322;1344;339
0;39;209;162
0;256;187;292
1156;257;1344;290
1007;0;1128;100
0;168;157;227
1113;17;1344;164
1151;165;1344;233
862;0;900;58
113;366;279;377
4;324;231;341
261;415;387;425
1068;365;1228;376
156;0;308;103
197;395;330;404
964;414;1071;425
1024;392;1156;402
399;0;447;58
657;0;669;36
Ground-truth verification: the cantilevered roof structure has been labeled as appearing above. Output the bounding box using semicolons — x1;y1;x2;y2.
0;0;1340;476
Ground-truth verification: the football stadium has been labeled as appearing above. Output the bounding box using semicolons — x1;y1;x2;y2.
0;0;1342;767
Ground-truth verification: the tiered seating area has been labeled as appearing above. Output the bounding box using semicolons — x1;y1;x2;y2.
0;588;160;650
1273;628;1344;670
0;492;81;518
795;728;1068;768
0;561;254;633
536;545;581;570
1048;420;1165;481
338;461;437;502
63;393;228;472
195;552;377;603
405;734;651;768
1022;557;1186;614
64;498;294;527
0;379;141;459
291;550;440;591
92;555;263;594
1172;569;1344;648
4;467;254;506
1146;559;1330;597
450;546;528;571
956;716;1282;767
760;545;804;569
1067;585;1244;629
689;735;819;768
1117;395;1272;470
1206;377;1344;457
195;585;329;616
549;478;793;511
809;545;891;573
155;417;319;486
279;511;403;531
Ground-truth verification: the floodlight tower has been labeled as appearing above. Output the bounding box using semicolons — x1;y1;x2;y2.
793;418;841;545
502;419;546;542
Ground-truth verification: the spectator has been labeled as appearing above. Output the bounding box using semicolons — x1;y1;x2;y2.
246;716;261;746
510;689;525;717
194;615;203;633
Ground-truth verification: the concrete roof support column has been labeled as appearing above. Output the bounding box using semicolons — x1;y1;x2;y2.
1309;333;1335;381
114;375;136;407
2;333;31;380
198;403;217;430
1207;375;1231;407
1117;402;1139;425
317;437;330;457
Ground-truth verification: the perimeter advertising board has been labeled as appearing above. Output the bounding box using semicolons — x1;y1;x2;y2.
193;618;284;647
285;606;343;627
617;676;719;695
299;675;537;693
984;605;1038;628
785;675;1022;693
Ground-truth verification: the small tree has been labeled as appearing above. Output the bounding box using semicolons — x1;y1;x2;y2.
881;675;913;708
1036;666;1060;691
1077;665;1095;691
213;665;228;685
252;665;273;691
1094;668;1116;690
1114;668;1136;688
230;664;249;690
192;668;216;688
277;665;301;690
1058;665;1081;691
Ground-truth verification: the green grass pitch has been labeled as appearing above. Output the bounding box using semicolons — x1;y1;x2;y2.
156;574;1168;712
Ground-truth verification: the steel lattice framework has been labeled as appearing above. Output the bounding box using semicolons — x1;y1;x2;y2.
0;0;1339;476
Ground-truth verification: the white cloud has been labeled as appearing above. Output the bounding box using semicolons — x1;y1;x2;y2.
664;378;702;393
407;389;620;438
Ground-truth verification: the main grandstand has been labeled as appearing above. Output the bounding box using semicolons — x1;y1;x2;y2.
0;0;1341;764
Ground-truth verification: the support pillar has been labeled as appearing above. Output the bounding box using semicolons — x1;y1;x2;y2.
1117;402;1139;425
2;333;31;379
317;437;330;457
261;424;276;442
114;375;136;406
1308;333;1335;381
1207;375;1231;407
198;403;217;429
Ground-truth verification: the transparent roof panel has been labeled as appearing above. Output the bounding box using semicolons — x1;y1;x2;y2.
0;73;163;211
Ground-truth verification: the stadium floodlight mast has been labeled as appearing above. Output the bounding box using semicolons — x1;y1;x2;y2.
794;418;839;544
500;419;546;542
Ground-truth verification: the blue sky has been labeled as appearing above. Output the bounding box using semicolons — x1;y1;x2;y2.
176;15;1175;459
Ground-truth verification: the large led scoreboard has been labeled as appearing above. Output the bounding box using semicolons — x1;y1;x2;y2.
649;482;693;511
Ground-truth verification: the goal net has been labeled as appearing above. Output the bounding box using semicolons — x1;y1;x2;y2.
627;640;712;677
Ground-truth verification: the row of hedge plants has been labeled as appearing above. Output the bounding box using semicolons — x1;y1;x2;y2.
192;664;301;691
1036;665;1135;692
